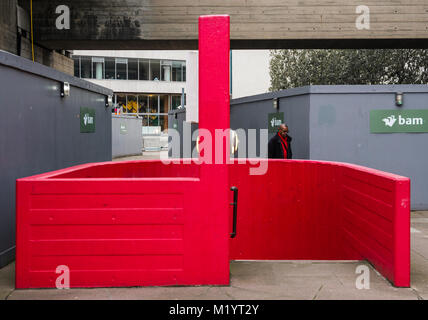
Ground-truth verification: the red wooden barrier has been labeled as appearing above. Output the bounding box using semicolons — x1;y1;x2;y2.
15;15;410;289
16;161;201;288
16;15;232;288
229;160;410;287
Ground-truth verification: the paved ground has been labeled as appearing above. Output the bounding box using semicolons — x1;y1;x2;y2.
1;153;426;300
1;212;427;300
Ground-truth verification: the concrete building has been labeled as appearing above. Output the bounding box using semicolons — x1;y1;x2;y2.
0;1;74;74
72;50;193;134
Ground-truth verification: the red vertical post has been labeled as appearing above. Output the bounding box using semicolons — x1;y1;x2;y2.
197;15;230;284
394;179;410;287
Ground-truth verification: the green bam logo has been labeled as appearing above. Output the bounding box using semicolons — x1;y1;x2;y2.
83;113;94;126
382;114;423;127
268;112;284;133
80;107;96;133
370;110;428;133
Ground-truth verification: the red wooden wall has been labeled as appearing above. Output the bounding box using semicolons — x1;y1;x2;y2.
229;160;410;287
15;14;410;289
16;170;204;288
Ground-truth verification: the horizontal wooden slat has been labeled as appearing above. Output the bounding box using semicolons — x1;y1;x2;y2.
30;224;183;240
343;207;393;252
342;197;393;235
30;255;183;271
30;239;184;255
28;208;184;225
27;270;183;288
30;193;183;209
342;185;393;222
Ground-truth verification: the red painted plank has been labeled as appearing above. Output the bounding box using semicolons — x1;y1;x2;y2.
29;225;183;240
30;255;183;272
30;239;184;256
27;270;183;288
30;194;183;209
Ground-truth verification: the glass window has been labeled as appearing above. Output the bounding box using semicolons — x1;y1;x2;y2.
139;59;149;80
116;58;127;80
116;94;127;113
172;61;182;81
183;63;186;81
141;115;149;127
105;57;115;79
171;95;182;110
161;60;171;81
160;94;169;114
80;56;91;78
138;95;149;113
160;114;168;132
73;57;80;77
148;95;159;113
150;60;160;81
92;57;104;79
149;114;159;127
128;59;138;80
126;94;138;113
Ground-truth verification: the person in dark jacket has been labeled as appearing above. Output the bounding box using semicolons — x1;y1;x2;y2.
268;124;292;159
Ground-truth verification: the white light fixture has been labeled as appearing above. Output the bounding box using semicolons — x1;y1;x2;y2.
106;95;113;108
395;92;403;107
273;98;278;110
60;82;70;97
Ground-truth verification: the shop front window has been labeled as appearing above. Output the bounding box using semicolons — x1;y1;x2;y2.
148;95;159;114
149;114;159;127
138;95;149;113
160;114;168;132
116;94;127;113
159;94;169;114
125;95;138;113
171;95;182;110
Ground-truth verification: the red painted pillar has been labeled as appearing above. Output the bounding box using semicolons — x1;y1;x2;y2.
197;15;230;284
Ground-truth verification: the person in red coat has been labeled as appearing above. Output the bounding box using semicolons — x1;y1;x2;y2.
268;124;293;159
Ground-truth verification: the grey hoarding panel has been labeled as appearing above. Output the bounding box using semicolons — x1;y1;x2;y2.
0;51;112;267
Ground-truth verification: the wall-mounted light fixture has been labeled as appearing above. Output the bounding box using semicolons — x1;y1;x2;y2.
273;97;278;110
105;95;113;108
395;92;403;107
60;82;70;98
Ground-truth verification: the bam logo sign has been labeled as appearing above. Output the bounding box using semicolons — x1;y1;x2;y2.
271;117;282;128
268;112;284;133
371;110;428;133
80;107;96;133
382;115;423;127
83;113;94;126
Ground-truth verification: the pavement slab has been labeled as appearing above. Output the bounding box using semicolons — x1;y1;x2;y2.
2;211;427;300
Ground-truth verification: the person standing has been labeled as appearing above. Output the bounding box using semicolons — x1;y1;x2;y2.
268;124;293;159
